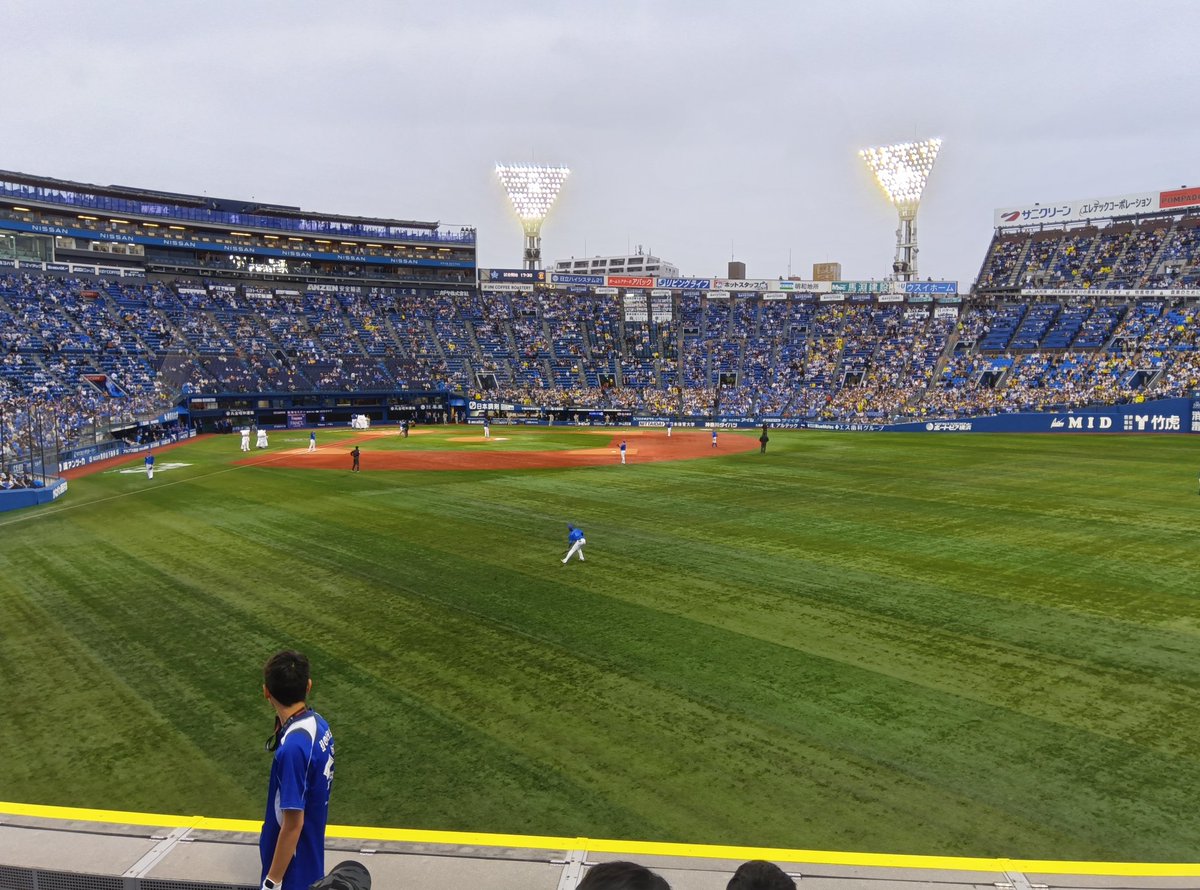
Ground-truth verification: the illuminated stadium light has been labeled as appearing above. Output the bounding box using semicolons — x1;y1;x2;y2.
495;163;570;270
859;138;941;281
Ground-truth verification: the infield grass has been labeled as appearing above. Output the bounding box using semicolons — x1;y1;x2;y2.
0;427;1196;860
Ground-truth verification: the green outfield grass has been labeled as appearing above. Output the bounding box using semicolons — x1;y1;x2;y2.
0;427;1196;860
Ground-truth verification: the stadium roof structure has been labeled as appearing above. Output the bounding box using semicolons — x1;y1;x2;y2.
0;168;443;231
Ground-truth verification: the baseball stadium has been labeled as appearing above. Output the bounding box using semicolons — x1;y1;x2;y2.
2;155;1199;890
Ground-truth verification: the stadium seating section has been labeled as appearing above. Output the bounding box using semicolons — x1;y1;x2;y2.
3;215;1200;460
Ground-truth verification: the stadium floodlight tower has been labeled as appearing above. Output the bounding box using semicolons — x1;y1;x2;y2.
495;163;570;270
859;138;941;281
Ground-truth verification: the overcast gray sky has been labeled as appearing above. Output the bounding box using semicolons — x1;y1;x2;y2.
2;0;1196;286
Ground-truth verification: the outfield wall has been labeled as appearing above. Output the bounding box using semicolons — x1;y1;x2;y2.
884;397;1196;434
629;398;1199;435
0;477;67;513
466;398;1197;435
53;429;197;475
0;430;198;514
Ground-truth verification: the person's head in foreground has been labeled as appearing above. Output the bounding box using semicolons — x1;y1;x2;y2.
726;859;796;890
577;860;671;890
263;649;311;706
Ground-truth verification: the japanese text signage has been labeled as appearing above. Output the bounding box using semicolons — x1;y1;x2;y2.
608;275;654;288
994;185;1200;229
831;281;889;293
480;268;546;282
712;279;771;291
654;278;712;290
901;281;957;294
551;273;605;286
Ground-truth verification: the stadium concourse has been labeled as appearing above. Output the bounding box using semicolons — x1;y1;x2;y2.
2;802;1199;890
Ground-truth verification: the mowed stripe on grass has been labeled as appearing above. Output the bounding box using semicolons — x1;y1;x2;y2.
0;429;1196;860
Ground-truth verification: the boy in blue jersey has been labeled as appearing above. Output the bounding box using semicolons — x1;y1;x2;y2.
562;524;586;563
259;650;335;890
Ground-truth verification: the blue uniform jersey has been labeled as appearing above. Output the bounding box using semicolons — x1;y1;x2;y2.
568;527;584;544
145;454;154;466
260;711;335;890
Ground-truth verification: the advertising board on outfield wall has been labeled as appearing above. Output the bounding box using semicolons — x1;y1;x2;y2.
622;399;1196;435
886;399;1192;434
995;186;1200;229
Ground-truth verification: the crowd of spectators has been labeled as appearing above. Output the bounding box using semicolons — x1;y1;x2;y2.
976;214;1200;292
3;230;1200;458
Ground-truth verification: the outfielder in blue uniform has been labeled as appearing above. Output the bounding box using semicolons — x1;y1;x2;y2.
145;451;155;479
259;651;334;890
562;524;586;563
619;440;627;464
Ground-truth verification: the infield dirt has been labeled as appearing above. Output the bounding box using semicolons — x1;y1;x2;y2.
237;428;757;471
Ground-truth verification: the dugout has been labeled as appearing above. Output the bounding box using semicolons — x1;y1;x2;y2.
185;390;455;432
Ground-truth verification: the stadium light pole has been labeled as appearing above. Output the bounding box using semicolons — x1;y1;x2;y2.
859;138;941;282
495;163;570;270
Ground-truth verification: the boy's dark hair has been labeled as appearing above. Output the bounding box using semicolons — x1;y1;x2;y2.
727;860;795;890
577;861;671;890
264;650;310;706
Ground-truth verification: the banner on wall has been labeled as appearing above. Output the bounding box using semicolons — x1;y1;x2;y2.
994;186;1200;229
